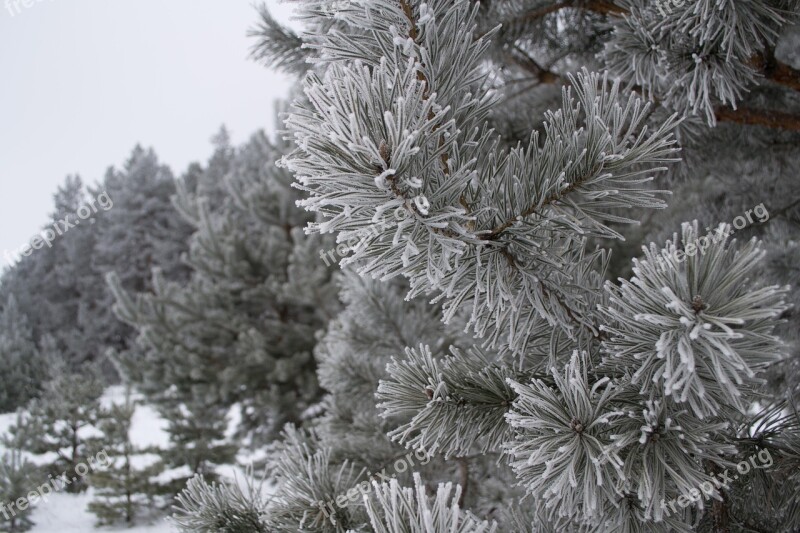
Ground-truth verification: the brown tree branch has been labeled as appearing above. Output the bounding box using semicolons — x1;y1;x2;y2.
506;45;563;85
714;106;800;132
765;59;800;91
505;46;800;132
496;1;800;132
704;460;732;533
750;50;800;91
503;0;572;26
490;0;626;39
584;0;627;15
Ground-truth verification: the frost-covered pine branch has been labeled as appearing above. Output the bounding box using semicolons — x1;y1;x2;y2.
603;0;798;125
363;473;496;533
283;0;680;355
181;0;800;531
171;469;269;533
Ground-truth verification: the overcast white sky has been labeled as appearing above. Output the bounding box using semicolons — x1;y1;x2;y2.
0;0;296;267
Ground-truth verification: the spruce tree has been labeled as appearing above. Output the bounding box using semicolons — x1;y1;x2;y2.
94;145;193;291
189;126;236;212
175;0;800;531
7;363;104;494
155;397;237;495
87;390;160;526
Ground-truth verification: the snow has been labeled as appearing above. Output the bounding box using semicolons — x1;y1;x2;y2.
0;386;180;532
0;386;270;531
22;490;174;533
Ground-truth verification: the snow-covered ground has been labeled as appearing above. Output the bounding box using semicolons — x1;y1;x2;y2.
0;387;184;532
21;491;174;533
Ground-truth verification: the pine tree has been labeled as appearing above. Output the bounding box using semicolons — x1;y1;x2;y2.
91;146;194;375
87;389;160;526
0;296;46;413
109;130;339;449
171;0;800;531
174;271;524;532
0;159;186;379
155;397;237;495
190;126;236;212
94;145;193;290
0;176;91;370
0;450;37;533
253;0;800;398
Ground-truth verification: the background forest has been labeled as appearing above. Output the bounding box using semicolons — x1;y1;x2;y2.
2;0;800;532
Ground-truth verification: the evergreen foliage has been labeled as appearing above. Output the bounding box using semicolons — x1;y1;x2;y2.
155;398;237;495
0;145;194;381
0;450;38;533
171;468;268;533
109;129;339;453
363;474;496;533
87;390;160;525
1;0;798;531
0;176;99;371
94;145;193;291
174;272;522;532
170;1;800;531
6;363;104;494
92;146;195;375
0;296;47;413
